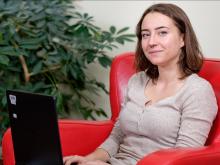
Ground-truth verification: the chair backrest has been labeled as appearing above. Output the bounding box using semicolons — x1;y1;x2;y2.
199;59;220;145
109;52;220;145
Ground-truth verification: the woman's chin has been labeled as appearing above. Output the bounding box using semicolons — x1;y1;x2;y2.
148;59;164;66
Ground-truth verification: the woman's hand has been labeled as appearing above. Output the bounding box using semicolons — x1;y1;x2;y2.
63;149;110;165
63;155;110;165
63;155;88;165
79;160;110;165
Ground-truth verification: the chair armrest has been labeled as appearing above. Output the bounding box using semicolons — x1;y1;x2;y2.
2;119;114;165
137;144;220;165
59;119;114;156
2;128;14;165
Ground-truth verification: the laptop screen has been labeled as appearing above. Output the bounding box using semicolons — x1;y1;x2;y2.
6;90;63;165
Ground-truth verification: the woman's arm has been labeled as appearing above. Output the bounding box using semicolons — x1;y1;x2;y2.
85;148;110;162
175;80;217;147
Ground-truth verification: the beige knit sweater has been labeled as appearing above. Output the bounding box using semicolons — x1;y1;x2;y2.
99;72;218;165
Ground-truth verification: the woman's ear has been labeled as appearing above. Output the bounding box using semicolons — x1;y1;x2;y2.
180;33;185;48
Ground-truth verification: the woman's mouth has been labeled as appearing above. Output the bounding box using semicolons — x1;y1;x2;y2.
148;50;163;55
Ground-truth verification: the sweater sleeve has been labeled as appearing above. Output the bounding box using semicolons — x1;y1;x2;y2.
98;81;132;157
175;80;218;147
98;119;125;157
98;72;141;157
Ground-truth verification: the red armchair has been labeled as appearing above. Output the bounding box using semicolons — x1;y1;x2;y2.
2;52;220;165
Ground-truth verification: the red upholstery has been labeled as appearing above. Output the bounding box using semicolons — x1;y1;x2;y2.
2;52;220;165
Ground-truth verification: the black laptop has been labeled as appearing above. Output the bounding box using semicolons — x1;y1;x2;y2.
6;90;64;165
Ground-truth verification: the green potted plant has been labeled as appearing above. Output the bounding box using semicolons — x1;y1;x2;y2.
0;0;135;140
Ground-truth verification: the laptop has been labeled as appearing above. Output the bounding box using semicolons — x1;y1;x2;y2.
6;90;64;165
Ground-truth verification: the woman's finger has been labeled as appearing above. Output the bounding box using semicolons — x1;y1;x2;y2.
63;155;84;165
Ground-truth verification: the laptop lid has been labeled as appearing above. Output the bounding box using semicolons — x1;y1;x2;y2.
6;90;63;165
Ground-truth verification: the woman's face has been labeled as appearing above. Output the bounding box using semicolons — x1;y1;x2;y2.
141;12;184;67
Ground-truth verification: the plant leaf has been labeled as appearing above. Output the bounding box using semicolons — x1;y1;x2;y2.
98;55;112;68
117;27;129;34
0;55;9;65
110;26;116;34
32;61;43;74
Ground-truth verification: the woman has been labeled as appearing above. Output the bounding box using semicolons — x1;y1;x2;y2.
64;3;217;165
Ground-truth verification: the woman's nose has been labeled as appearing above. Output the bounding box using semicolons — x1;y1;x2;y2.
148;34;157;47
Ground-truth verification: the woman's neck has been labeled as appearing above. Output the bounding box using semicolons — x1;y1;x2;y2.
157;65;183;84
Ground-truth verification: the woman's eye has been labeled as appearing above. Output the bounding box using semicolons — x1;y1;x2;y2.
159;31;168;36
142;33;150;39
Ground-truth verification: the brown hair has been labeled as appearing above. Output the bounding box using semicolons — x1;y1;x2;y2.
135;3;203;80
